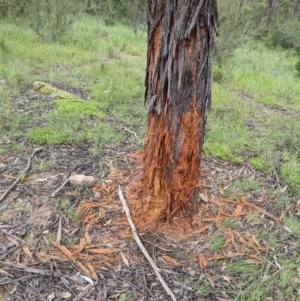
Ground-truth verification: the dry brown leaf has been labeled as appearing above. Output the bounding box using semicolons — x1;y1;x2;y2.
87;248;124;254
23;246;32;258
209;252;245;261
72;237;86;256
189;225;211;237
161;255;181;266
87;262;98;280
2;173;17;180
84;231;91;244
250;235;260;248
120;252;130;267
6;235;19;246
233;204;244;216
199;254;207;270
53;243;73;258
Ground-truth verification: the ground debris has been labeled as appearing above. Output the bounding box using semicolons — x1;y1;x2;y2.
0;147;292;300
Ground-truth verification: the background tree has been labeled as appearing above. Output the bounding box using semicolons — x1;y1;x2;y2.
141;0;218;225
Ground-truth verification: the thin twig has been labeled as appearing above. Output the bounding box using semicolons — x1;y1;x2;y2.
56;216;62;244
118;186;177;301
0;147;44;203
248;203;280;222
123;126;143;145
50;175;71;197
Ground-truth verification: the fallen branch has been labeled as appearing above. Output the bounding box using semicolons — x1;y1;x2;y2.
118;186;177;301
0;147;43;203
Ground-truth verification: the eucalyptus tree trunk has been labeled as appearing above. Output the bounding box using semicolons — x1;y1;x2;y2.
142;0;218;222
268;0;277;24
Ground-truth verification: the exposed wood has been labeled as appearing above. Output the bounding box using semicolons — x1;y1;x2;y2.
118;186;177;301
142;0;218;221
0;147;44;203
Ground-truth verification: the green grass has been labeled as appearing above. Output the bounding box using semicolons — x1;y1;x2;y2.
0;15;146;154
53;198;79;222
208;43;300;197
208;235;226;251
225;260;300;301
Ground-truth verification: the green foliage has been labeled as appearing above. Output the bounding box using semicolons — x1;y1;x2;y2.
215;0;300;64
296;56;300;77
87;0;146;33
267;19;300;54
0;0;24;19
22;0;88;42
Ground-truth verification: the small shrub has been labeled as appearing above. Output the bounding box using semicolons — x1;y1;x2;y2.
23;0;88;42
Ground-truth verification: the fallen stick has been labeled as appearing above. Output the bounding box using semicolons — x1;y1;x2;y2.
0;147;43;203
50;175;71;197
56;216;62;244
248;203;280;222
118;186;177;301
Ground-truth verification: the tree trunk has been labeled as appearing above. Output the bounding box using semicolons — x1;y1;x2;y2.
268;0;277;24
142;0;218;223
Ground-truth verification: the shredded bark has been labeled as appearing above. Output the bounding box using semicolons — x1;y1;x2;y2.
142;0;218;224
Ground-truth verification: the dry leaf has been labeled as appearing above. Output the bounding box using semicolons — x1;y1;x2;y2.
199;254;207;270
23;246;32;258
58;291;72;298
233;204;244;216
274;255;282;270
161;255;181;266
72;237;86;256
47;292;55;301
84;231;91;244
209;252;245;261
88;248;123;254
2;173;17;180
79;275;94;286
120;252;130;267
6;235;19;246
250;235;260;248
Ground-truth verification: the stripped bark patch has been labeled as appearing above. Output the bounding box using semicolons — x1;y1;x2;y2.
141;0;218;226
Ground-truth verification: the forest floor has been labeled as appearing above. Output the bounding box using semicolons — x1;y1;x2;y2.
0;101;299;300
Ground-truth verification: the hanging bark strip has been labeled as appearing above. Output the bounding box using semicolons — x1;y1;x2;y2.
142;0;218;219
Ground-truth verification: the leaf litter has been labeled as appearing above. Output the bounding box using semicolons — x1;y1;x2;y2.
0;145;297;300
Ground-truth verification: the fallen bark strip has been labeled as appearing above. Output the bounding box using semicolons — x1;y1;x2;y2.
118;186;177;301
0;261;51;275
0;147;44;203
